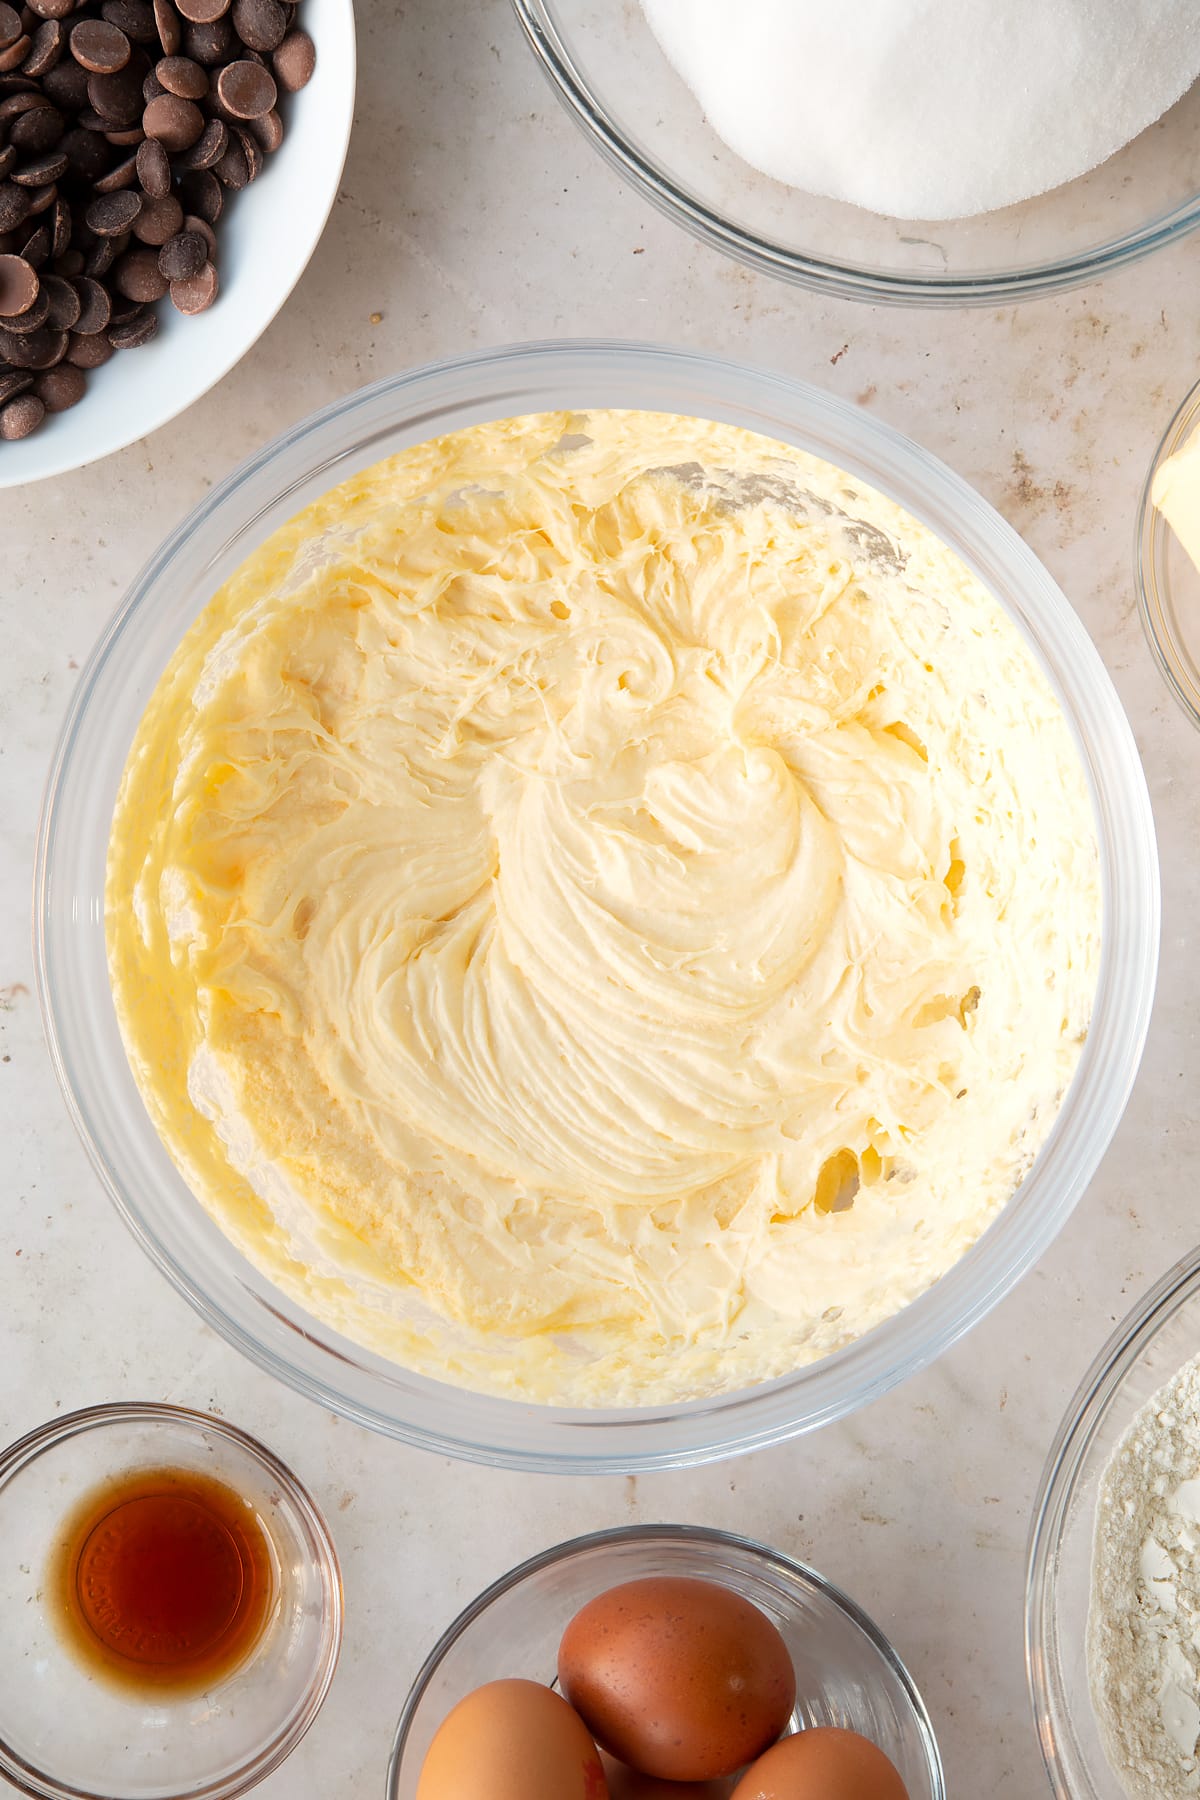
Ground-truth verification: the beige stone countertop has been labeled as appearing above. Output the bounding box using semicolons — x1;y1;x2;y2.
3;3;1200;1795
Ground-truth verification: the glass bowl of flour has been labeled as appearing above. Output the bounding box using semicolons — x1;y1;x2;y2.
1027;1253;1200;1800
512;0;1200;305
35;340;1159;1473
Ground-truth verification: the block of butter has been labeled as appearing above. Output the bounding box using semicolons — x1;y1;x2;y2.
1153;424;1200;575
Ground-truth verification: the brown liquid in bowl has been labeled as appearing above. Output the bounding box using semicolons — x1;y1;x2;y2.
49;1465;275;1694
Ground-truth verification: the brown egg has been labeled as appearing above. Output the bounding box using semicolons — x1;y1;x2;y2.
414;1677;609;1800
601;1748;733;1799
559;1576;796;1781
729;1727;910;1800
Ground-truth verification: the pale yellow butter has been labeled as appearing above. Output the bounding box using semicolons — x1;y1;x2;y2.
107;412;1101;1406
1153;423;1200;577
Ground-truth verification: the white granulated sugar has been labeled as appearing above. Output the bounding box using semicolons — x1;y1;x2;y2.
641;0;1200;220
1090;1354;1200;1800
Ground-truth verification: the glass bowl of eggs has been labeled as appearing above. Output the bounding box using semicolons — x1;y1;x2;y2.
387;1523;944;1799
512;1;1200;305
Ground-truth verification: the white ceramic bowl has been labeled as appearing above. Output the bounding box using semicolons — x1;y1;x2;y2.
35;341;1159;1473
0;0;355;490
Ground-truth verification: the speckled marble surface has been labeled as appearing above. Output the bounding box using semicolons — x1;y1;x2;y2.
3;4;1199;1796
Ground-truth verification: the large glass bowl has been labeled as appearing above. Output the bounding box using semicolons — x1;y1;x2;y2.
512;1;1200;306
1026;1253;1200;1799
1137;374;1200;730
386;1525;945;1800
34;339;1160;1474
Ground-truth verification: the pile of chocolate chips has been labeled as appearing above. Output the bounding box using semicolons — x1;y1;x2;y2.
0;0;314;440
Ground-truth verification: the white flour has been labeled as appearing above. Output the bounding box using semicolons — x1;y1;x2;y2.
1091;1355;1200;1799
642;0;1200;220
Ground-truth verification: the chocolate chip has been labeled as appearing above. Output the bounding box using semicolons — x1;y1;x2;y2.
85;183;138;231
106;297;153;341
171;108;221;164
0;249;38;313
0;33;30;70
0;388;44;434
0;88;42;119
27;0;76;20
86;60;142;121
12;149;69;183
70;271;108;329
91;145;138;186
271;23;309;91
167;249;211;310
25;179;57;213
64;323;109;362
179;13;227;61
9;97;65;147
101;0;157;42
175;0;227;19
232;119;259;179
41;55;87;105
142;87;200;146
152;0;178;51
40;268;76;322
177;162;218;219
243;98;278;149
110;239;162;296
21;17;66;73
215;54;271;116
33;355;82;404
19;217;48;260
0;2;22;48
70;18;131;70
230;0;281;51
0;148;14;180
0;183;32;229
212;132;244;186
153;49;203;93
130;186;176;240
180;206;211;255
1;280;47;326
0;320;51;362
51;243;81;272
155;221;198;276
0;367;33;401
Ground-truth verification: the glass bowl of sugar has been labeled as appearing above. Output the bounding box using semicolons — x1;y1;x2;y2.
512;0;1200;306
1027;1250;1200;1800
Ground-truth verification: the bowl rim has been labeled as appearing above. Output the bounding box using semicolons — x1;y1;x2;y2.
1136;373;1200;731
510;0;1200;307
384;1520;946;1799
0;0;357;490
1024;1249;1200;1800
34;337;1160;1473
0;1400;344;1800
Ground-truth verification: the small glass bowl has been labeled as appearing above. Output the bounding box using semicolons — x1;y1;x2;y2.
386;1524;945;1799
1026;1251;1200;1799
512;0;1200;306
1137;375;1200;730
0;1403;343;1800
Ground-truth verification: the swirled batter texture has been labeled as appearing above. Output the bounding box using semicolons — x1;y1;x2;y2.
107;412;1101;1405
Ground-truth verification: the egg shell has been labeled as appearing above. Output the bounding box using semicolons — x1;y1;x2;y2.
729;1727;910;1800
559;1576;797;1781
601;1748;733;1799
414;1677;608;1800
